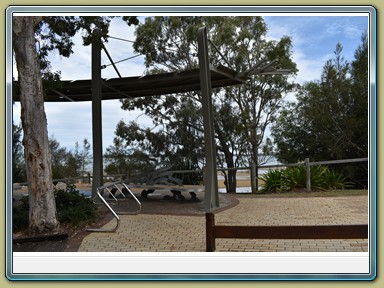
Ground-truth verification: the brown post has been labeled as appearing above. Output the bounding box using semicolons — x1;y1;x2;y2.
305;158;311;192
206;213;216;252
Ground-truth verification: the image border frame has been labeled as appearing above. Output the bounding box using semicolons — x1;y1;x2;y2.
5;4;377;281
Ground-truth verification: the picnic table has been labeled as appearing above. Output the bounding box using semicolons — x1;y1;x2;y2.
132;184;204;202
112;184;204;202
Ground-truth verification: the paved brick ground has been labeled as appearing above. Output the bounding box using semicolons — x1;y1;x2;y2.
77;195;368;252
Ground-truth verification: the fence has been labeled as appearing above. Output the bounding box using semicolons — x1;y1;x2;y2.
257;157;368;192
14;157;368;193
205;212;368;252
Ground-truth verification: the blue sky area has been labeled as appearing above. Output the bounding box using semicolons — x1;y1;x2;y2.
12;15;369;152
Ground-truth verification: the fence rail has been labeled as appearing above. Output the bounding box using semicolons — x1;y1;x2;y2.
14;157;368;192
205;213;368;252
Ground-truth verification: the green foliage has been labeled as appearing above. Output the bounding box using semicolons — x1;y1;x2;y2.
257;169;283;193
49;136;92;179
172;160;203;185
12;122;26;183
117;16;298;193
54;185;97;226
12;185;97;232
271;34;368;188
12;196;29;232
281;166;308;191
321;168;352;189
258;165;350;193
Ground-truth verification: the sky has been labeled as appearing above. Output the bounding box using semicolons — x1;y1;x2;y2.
12;14;369;153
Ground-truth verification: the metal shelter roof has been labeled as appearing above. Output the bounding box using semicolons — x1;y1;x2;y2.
12;62;290;102
13;65;249;102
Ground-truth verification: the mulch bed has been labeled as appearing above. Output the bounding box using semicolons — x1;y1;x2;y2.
13;192;239;252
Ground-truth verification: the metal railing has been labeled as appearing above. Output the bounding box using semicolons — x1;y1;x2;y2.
87;181;141;232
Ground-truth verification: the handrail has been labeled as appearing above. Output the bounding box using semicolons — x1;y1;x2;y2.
115;182;142;215
87;181;141;232
87;189;120;232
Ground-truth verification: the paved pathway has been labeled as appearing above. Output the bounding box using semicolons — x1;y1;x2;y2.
77;195;368;252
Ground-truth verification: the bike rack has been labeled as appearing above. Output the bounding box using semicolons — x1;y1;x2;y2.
86;182;141;232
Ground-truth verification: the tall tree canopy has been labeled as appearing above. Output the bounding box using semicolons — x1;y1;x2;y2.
12;16;138;234
271;33;368;187
112;16;297;193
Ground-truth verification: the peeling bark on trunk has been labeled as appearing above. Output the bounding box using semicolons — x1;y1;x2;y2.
13;16;59;234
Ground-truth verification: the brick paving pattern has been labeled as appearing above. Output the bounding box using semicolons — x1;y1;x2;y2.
78;195;368;252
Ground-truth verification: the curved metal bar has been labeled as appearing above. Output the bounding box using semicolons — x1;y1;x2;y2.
105;187;118;202
86;181;141;232
86;190;120;233
112;183;126;198
117;183;142;215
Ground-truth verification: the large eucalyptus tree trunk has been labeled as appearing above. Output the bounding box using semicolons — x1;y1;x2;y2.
13;16;59;234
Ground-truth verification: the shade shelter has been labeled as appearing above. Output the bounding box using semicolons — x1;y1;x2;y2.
13;27;290;211
13;65;248;102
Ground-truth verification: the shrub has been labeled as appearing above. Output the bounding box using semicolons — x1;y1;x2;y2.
321;168;352;189
281;166;306;191
258;169;284;193
307;165;328;190
12;196;29;232
258;165;350;193
12;185;97;232
54;185;97;226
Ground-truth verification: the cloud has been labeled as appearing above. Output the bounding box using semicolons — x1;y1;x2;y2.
343;25;365;39
263;15;367;85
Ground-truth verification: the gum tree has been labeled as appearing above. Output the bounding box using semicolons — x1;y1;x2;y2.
12;16;138;234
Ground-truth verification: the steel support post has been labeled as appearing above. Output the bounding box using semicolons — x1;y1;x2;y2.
91;29;103;198
197;27;219;211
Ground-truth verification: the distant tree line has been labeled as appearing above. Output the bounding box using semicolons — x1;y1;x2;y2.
12;124;92;183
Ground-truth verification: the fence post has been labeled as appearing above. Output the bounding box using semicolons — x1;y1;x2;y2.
206;213;216;252
305;158;311;192
250;161;257;194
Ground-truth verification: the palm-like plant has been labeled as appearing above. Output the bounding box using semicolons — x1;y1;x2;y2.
258;169;284;193
258;165;351;193
322;168;352;189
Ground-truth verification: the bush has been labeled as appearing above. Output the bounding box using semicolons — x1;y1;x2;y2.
281;166;307;191
54;185;97;226
257;169;284;193
258;165;350;193
12;185;97;232
12;196;29;232
321;168;352;189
